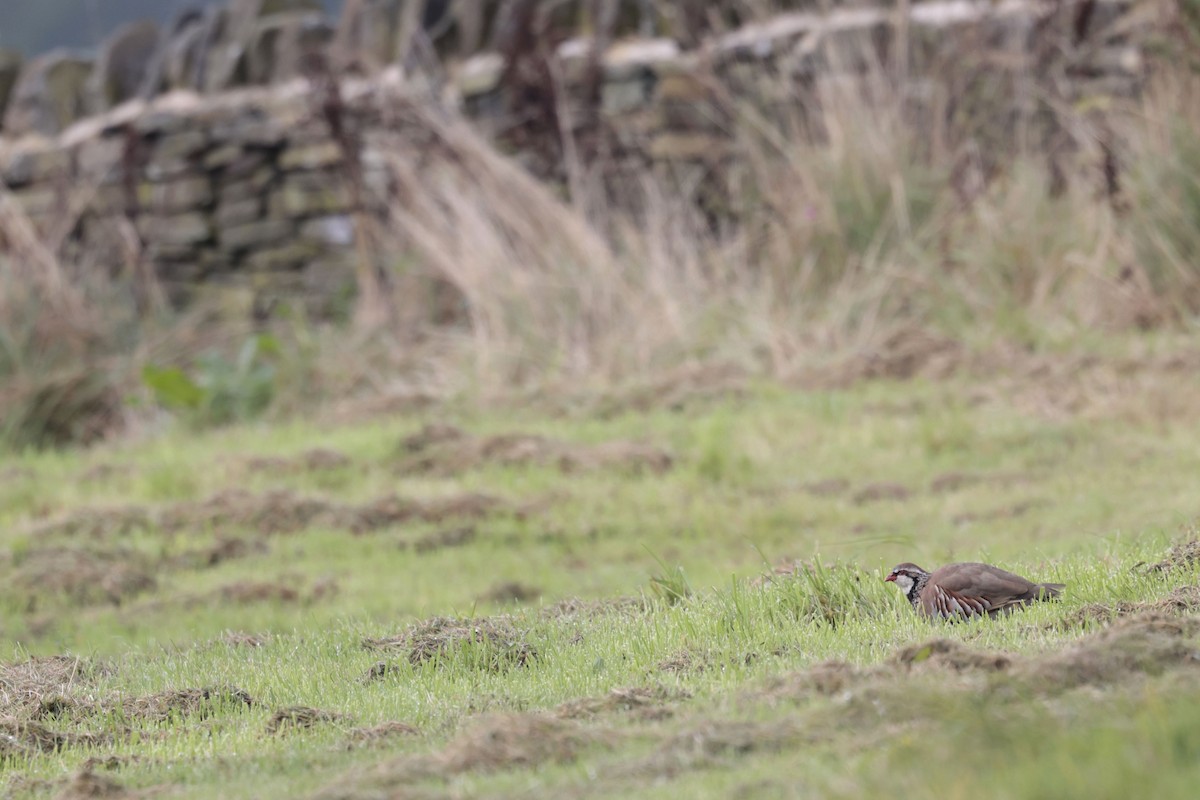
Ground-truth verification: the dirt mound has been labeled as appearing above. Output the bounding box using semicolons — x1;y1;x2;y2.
0;717;104;754
1020;613;1200;691
657;650;710;674
25;507;153;540
555;686;690;721
892;639;1013;672
852;482;912;504
760;661;876;700
266;706;349;735
242;448;353;475
412;526;476;553
120;686;254;722
636;720;802;778
395;424;674;476
1053;586;1200;629
217;632;270;648
1;656;100;716
540;596;649;620
952;499;1046;525
797;325;962;389
53;767;132;800
590;362;749;417
172;537;268;569
345;721;419;747
801;478;850;497
7;547;156;607
159;489;505;536
478;582;540;604
437;714;600;773
363;616;536;672
1142;539;1200;574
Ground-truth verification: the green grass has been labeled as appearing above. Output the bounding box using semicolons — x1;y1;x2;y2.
2;374;1200;798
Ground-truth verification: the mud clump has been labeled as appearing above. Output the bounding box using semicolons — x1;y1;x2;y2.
266;706;348;735
852;482;912;505
556;686;690;721
8;547;156;607
120;686;254;722
363;616;536;673
395;424;674;477
892;639;1013;672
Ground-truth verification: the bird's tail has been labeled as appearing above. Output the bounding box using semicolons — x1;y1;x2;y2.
1036;583;1065;600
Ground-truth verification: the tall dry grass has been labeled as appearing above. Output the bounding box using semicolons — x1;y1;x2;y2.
4;33;1200;446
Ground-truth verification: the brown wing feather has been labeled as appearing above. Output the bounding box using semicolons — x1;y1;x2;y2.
929;562;1039;609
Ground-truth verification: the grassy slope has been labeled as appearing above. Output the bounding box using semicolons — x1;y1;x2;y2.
2;372;1200;798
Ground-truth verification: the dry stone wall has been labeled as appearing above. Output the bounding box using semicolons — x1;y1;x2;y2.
0;0;1164;318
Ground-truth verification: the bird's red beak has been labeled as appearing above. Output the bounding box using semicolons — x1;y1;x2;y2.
884;573;896;582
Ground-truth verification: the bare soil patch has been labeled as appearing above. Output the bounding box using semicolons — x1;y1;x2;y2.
395;423;673;476
1055;586;1200;630
26;507;154;540
211;577;339;606
266;706;349;735
363;616;536;673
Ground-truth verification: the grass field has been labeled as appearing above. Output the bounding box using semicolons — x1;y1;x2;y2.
3;359;1200;799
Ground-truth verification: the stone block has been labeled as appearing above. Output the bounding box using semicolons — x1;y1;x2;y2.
220;218;294;251
154;130;209;161
279;141;344;170
219;167;276;203
271;172;353;217
649;132;731;162
137;212;212;245
244;240;322;271
299;214;356;246
1;146;72;186
138;177;214;214
76;137;125;179
204;144;248;169
216;197;264;228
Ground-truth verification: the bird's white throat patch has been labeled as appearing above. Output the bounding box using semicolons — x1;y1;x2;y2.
892;574;915;594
